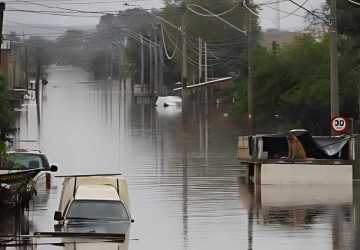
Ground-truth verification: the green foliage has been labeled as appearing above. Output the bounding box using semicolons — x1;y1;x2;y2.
335;1;360;118
235;34;332;133
310;1;360;119
0;75;14;141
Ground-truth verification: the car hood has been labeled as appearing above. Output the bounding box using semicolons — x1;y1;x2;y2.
56;220;131;235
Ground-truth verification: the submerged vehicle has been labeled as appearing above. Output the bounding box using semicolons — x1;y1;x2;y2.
0;149;58;205
54;174;134;235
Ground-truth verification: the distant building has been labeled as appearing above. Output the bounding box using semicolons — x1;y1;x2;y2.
0;39;12;88
0;39;26;89
261;29;299;48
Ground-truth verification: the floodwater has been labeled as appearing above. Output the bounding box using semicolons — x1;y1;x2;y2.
2;65;359;250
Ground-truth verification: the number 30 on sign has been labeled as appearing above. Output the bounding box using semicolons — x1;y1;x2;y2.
331;117;347;133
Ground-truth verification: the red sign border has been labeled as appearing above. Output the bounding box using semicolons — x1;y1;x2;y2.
331;116;348;133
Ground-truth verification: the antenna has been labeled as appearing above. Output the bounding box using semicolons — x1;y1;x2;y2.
276;0;281;31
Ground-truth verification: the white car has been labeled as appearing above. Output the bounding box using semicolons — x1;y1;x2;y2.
54;175;133;235
0;149;58;205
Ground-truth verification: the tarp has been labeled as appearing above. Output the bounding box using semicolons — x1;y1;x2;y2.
252;129;351;160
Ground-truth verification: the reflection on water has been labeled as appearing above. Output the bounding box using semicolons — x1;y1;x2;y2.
2;65;360;250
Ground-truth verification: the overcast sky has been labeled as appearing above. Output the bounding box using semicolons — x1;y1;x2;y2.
3;0;325;33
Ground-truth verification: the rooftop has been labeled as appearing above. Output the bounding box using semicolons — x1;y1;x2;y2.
75;184;120;201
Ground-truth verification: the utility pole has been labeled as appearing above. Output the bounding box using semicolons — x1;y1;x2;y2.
330;0;339;120
140;35;145;90
149;33;153;94
109;46;113;79
247;0;254;135
204;41;209;163
24;45;28;91
0;2;5;64
154;31;159;96
12;47;16;88
198;37;202;84
204;41;208;106
276;0;281;31
119;47;122;83
181;25;188;99
159;36;164;96
35;48;41;124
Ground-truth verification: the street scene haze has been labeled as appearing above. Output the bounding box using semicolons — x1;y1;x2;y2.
0;0;359;250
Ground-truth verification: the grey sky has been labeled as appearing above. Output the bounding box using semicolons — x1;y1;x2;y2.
3;0;325;34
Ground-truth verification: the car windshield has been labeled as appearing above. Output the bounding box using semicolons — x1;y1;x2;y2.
67;200;130;221
5;153;45;170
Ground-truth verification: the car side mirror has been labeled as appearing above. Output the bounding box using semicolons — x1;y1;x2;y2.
54;211;63;221
50;165;58;172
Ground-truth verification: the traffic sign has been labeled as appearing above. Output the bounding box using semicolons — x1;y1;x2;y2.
331;116;347;133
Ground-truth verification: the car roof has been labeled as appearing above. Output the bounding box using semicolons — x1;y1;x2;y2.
75;184;120;201
7;149;43;155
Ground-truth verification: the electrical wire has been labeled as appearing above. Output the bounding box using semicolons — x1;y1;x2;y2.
278;0;310;20
8;0;114;15
262;4;306;19
160;23;177;60
287;0;329;25
347;0;360;6
242;0;260;18
6;9;103;17
257;0;289;6
183;2;240;17
186;3;247;35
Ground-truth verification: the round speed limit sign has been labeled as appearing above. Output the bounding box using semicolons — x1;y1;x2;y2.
331;117;347;133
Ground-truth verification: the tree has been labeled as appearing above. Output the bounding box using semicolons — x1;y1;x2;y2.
235;34;332;134
0;75;14;142
307;1;360;122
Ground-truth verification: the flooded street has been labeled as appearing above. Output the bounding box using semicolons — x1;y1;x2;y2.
5;65;358;250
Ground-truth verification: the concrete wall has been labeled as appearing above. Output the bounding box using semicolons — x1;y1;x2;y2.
261;184;352;207
261;163;352;185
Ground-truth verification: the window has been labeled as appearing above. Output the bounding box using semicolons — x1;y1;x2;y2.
67;200;130;221
6;153;46;170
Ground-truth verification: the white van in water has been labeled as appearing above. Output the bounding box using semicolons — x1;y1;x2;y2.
54;175;133;235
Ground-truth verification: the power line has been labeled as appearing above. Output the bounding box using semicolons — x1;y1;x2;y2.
287;0;329;25
257;0;289;6
347;0;360;6
6;9;103;17
277;0;310;20
185;2;240;17
7;0;146;5
160;23;177;60
186;3;247;35
262;4;306;19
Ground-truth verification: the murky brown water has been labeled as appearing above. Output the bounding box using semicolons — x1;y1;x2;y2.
2;65;358;250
